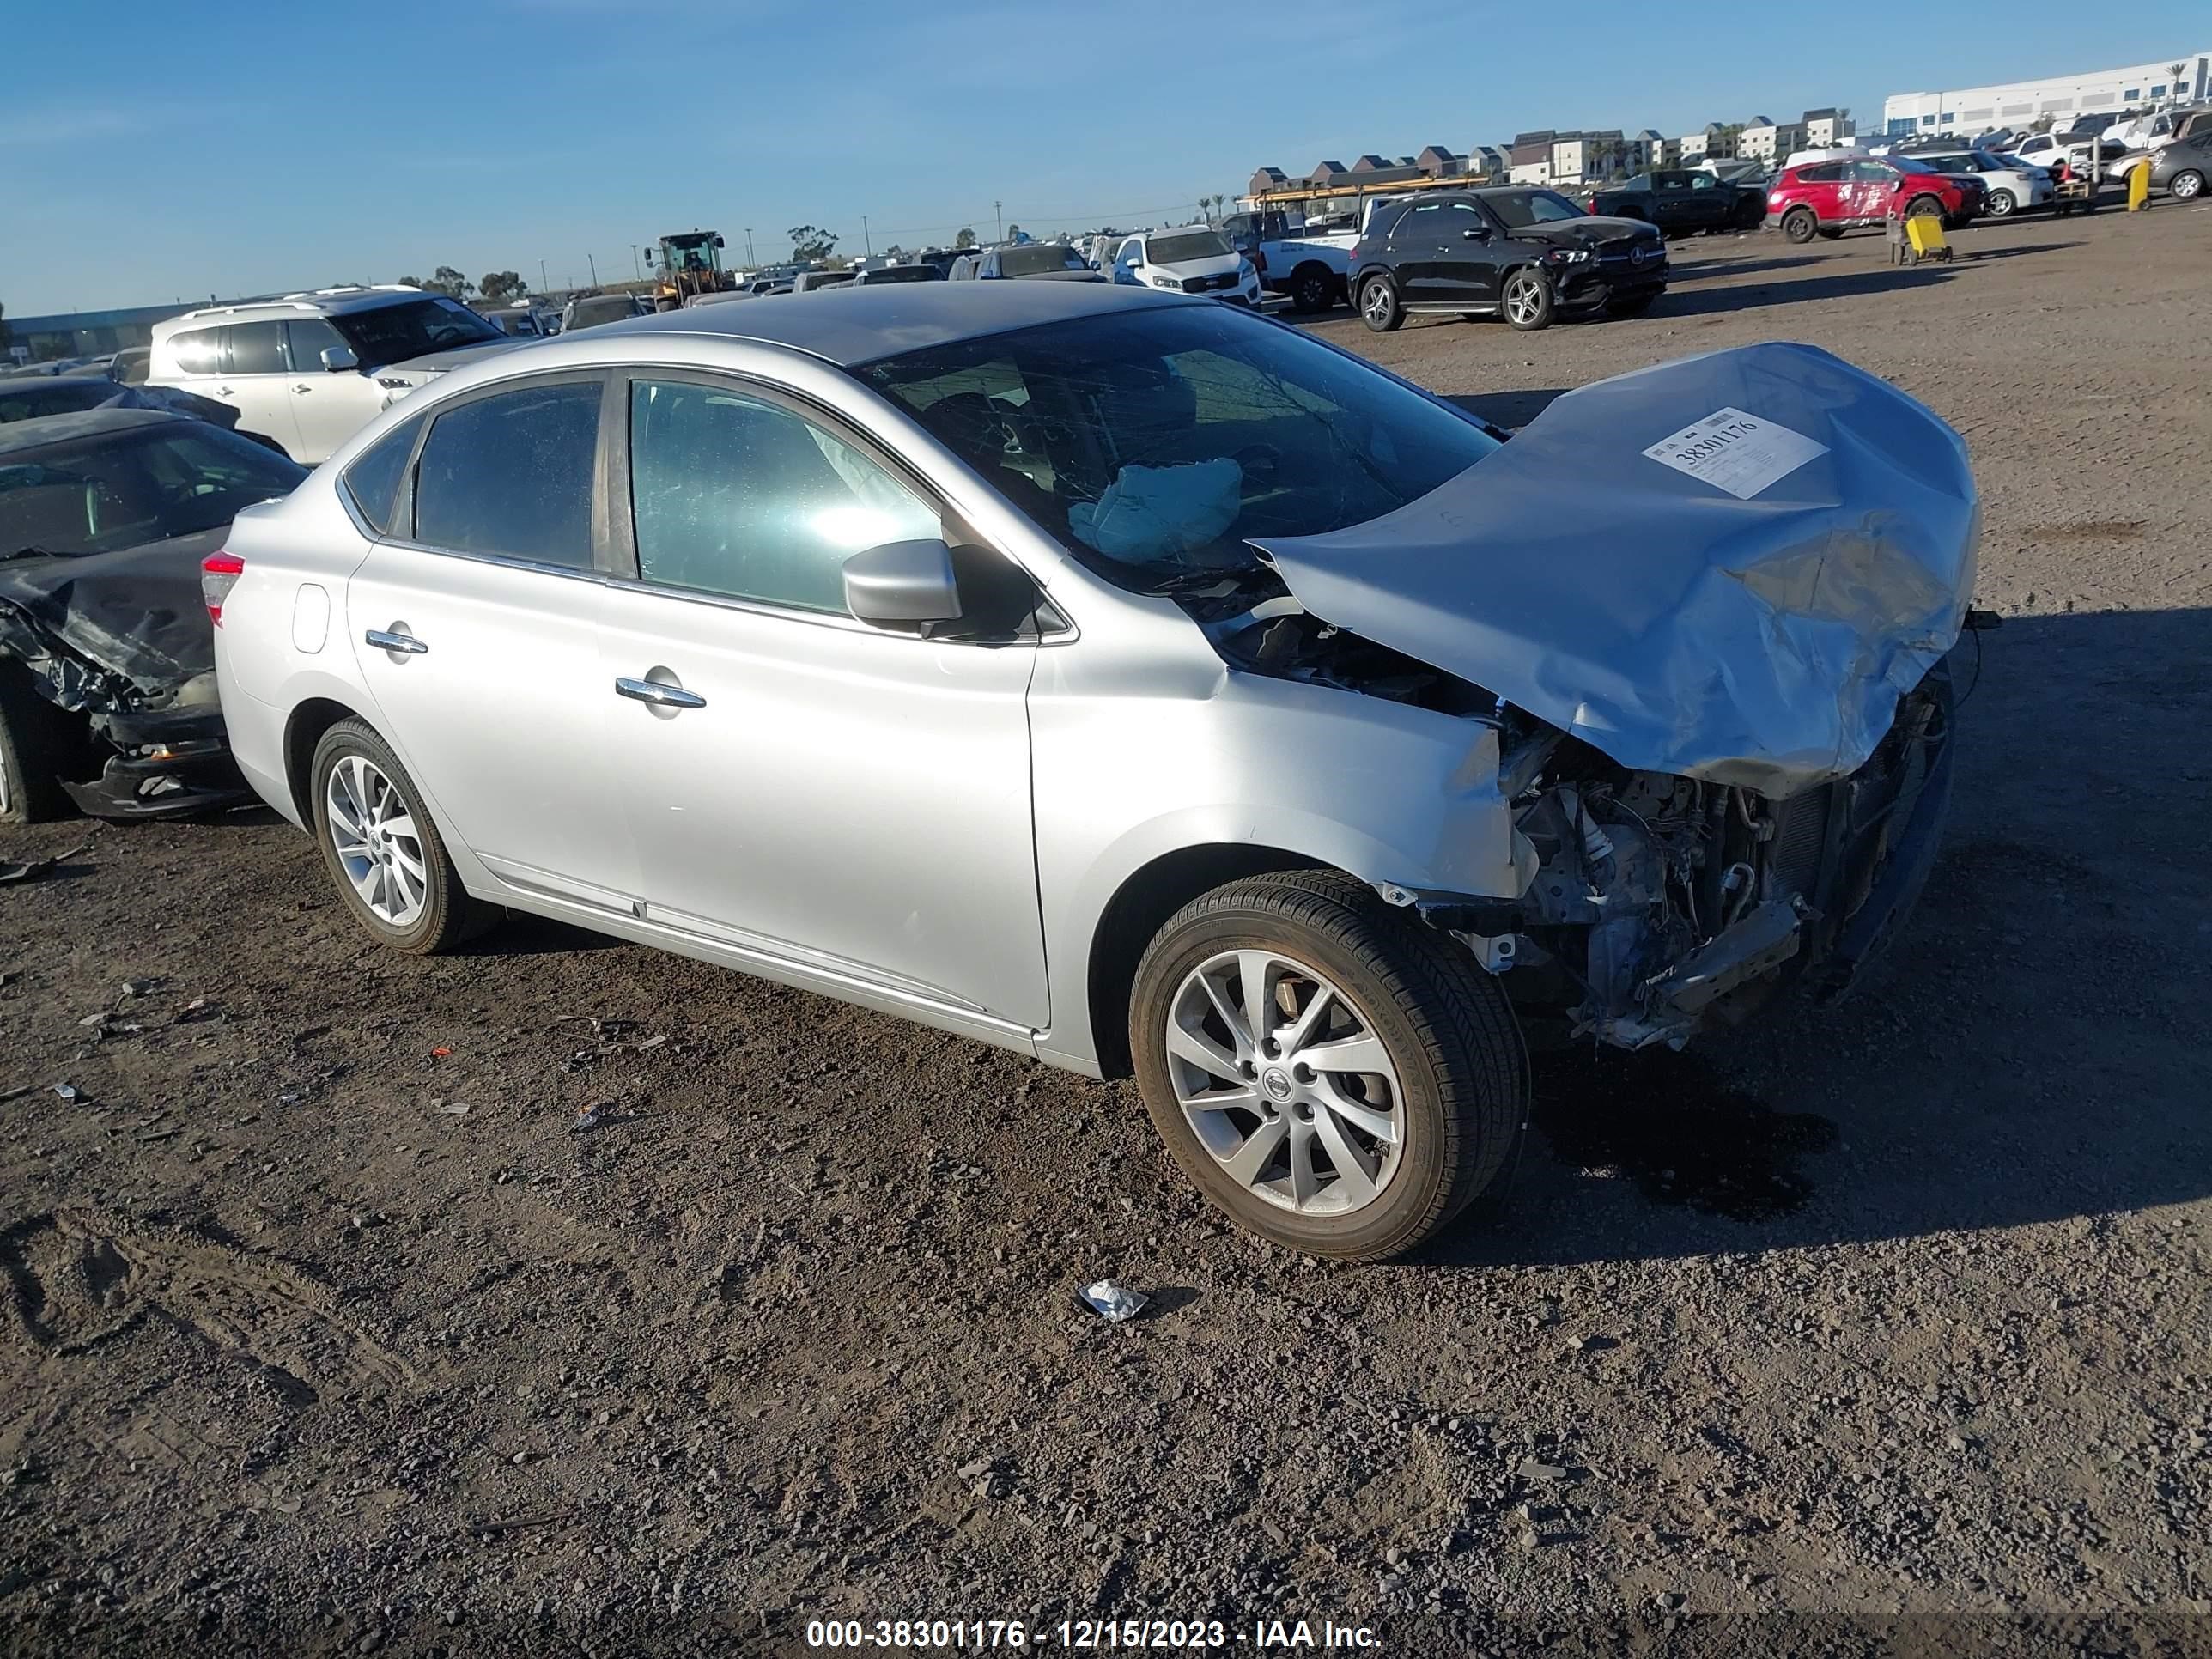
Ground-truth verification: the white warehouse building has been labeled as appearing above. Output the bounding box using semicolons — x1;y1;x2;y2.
1883;51;2210;137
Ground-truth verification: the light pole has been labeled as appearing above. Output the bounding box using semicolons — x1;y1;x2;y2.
587;252;599;289
631;245;642;282
539;258;548;293
744;228;755;265
994;200;1003;241
862;215;871;257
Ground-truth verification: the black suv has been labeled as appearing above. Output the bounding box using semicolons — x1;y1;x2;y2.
1348;187;1668;333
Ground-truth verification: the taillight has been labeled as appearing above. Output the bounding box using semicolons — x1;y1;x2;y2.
1587;198;1598;214
202;550;244;626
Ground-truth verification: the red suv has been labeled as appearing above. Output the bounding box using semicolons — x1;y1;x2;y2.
1765;157;1983;243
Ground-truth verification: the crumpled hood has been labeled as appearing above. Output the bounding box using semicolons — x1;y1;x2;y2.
1249;343;1978;797
1520;216;1660;248
0;525;223;700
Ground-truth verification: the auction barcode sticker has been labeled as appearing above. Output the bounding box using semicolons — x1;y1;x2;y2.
1641;406;1827;500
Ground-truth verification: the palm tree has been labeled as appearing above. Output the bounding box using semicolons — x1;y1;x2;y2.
2170;64;2189;106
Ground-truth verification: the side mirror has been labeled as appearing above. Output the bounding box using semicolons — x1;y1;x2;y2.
843;538;963;626
321;345;359;372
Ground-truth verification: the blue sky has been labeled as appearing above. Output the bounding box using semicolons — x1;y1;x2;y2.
5;1;2205;316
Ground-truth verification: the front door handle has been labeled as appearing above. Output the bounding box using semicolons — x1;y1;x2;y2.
364;629;428;655
615;677;706;710
215;385;235;397
293;383;313;393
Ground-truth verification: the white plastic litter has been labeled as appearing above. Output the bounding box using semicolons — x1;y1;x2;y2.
1069;460;1243;566
1079;1279;1148;1322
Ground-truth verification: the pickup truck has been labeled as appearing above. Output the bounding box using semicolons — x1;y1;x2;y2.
1585;169;1765;235
1218;210;1358;313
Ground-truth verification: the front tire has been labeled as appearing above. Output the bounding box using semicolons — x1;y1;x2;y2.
1357;274;1402;332
1501;268;1554;331
1781;207;1818;244
2172;169;2206;200
1905;193;1944;221
1985;187;2018;218
310;719;483;955
1129;872;1527;1261
0;665;71;826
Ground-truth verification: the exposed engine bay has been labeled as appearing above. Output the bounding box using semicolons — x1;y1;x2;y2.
1206;594;1960;1051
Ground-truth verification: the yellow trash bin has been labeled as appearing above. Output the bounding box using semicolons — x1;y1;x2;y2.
2129;164;2151;211
1905;216;1951;259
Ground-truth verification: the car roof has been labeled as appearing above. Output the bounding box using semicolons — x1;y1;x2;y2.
0;406;185;457
154;285;441;336
594;279;1187;366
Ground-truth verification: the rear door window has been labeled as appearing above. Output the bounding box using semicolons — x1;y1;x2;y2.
410;379;602;568
224;323;288;375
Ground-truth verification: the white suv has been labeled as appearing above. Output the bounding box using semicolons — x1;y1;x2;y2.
146;286;513;464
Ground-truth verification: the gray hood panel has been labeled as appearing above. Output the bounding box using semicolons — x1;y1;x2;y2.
1250;343;1978;796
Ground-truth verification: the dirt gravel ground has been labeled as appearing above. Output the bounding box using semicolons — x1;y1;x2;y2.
3;206;2210;1657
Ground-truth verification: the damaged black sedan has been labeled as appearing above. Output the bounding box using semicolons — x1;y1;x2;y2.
0;408;303;823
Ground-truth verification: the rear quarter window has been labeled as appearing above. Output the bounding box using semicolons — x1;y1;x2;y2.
166;329;223;375
341;414;427;536
410;380;601;568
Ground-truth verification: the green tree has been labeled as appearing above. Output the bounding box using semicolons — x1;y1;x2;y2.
478;271;529;304
954;227;977;249
429;266;474;299
787;225;838;262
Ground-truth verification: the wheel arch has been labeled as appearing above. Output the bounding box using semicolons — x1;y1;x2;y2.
1085;842;1346;1079
282;695;374;827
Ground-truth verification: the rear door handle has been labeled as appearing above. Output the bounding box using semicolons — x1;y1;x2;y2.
615;677;705;709
364;629;428;655
293;383;313;393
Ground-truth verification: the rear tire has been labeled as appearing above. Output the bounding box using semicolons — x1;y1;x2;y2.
1782;207;1818;244
1357;274;1402;332
1129;871;1527;1261
309;719;485;955
1501;268;1554;331
1289;265;1334;314
0;665;71;826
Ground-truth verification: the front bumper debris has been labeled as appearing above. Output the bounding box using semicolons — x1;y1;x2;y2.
58;705;247;819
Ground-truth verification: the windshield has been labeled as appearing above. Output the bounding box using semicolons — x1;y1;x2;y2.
568;297;641;328
337;296;501;365
860;305;1500;589
1484;190;1587;228
1918;155;1973;173
0;424;305;556
1146;231;1232;265
862;265;940;283
1000;245;1089;276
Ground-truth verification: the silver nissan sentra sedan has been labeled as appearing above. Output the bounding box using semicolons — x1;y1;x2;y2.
207;282;1976;1259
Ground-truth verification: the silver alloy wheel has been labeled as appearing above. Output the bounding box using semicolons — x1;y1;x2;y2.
325;754;429;928
1988;188;2016;216
1361;280;1393;325
1504;275;1543;326
2176;171;2205;199
1164;949;1407;1217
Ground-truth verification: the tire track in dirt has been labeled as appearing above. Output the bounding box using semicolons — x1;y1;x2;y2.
0;1207;419;1399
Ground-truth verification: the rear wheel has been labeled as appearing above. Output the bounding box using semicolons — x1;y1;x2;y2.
1501;268;1554;331
0;665;70;826
1781;207;1818;244
309;719;483;955
1985;187;2019;218
1289;264;1334;314
1129;872;1526;1261
1357;274;1402;332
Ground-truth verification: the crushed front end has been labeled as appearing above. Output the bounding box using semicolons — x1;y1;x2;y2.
1431;659;1956;1049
